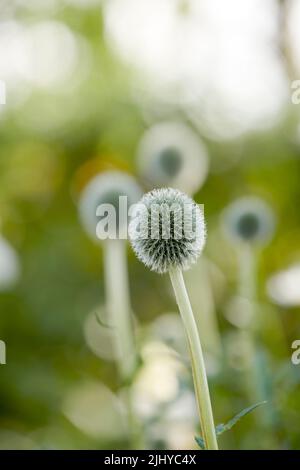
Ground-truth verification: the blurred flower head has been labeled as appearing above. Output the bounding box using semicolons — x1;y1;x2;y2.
131;341;183;419
149;312;188;357
136;121;209;195
78;170;142;240
129;188;206;274
222;196;276;246
224;296;254;329
83;305;117;362
62;381;127;441
266;263;300;307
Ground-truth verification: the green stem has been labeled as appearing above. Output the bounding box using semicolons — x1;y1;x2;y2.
237;244;281;440
186;259;222;359
238;244;256;303
169;267;218;450
103;239;142;448
103;238;137;381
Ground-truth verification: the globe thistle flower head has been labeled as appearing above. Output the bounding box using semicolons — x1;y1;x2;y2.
78;171;142;240
129;188;206;274
222;197;276;245
137;122;209;195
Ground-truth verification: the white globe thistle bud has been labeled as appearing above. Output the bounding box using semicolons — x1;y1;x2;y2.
129;188;206;274
222;196;276;245
136;122;209;195
78;171;142;240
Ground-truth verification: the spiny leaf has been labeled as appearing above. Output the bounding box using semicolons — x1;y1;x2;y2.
194;436;205;450
215;401;267;436
195;401;267;449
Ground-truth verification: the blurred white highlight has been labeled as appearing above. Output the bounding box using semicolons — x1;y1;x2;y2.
104;0;288;139
267;264;300;307
62;381;127;440
132;341;183;419
0;20;86;108
0;237;20;291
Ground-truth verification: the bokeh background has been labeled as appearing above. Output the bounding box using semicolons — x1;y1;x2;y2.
0;0;300;450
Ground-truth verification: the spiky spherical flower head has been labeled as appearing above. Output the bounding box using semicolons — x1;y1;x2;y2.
136;122;209;195
222;196;276;246
78;171;142;240
129;188;206;274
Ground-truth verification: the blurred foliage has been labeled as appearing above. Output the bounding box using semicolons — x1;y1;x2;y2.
0;0;300;450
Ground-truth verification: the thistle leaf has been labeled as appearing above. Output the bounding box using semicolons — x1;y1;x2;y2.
195;401;267;449
215;401;267;436
194;436;205;450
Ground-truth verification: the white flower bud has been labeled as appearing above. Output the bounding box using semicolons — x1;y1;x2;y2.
78;171;142;240
222;196;276;245
137;122;209;195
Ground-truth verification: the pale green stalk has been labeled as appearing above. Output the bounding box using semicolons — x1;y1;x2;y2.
103;238;137;380
237;244;263;402
237;244;281;440
238;244;257;303
103;238;141;448
169;267;218;450
186;259;222;359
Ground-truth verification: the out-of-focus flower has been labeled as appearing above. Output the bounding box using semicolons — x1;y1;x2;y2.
266;263;300;307
78;171;142;240
222;196;276;246
83;304;138;361
132;341;184;419
148;392;198;449
15;21;81;89
83;305;117;362
224;296;254;329
149;312;188;357
137;122;209;195
62;381;127;440
0;20;87;103
0;236;20;291
129;188;206;274
104;0;288;139
150;421;197;450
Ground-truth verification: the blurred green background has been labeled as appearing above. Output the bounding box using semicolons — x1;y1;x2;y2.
0;0;300;450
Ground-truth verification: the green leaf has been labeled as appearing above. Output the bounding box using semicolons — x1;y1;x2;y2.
195;401;267;449
215;401;267;436
194;436;205;450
